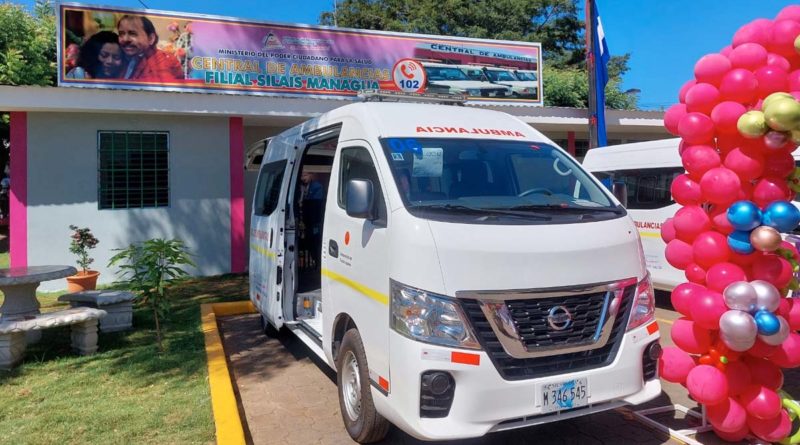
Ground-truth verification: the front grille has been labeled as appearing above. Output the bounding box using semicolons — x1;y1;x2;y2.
509;292;608;349
460;286;635;381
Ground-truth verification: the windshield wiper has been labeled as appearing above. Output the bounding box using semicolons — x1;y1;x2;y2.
414;204;551;220
506;204;623;213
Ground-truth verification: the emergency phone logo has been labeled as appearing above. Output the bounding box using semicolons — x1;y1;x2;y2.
392;59;426;93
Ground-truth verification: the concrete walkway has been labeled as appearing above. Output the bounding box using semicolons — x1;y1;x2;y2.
219;312;694;445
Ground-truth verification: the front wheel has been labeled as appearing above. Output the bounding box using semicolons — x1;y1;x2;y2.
337;328;390;443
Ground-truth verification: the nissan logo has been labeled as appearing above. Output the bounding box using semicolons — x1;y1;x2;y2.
547;306;573;331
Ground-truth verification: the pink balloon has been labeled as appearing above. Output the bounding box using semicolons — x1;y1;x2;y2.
719;69;759;103
713;423;750;442
789;69;800;91
788;299;800;330
661;217;677;243
705;263;746;293
666;239;693;270
679;79;697;103
769;20;800;58
682;145;721;180
716;133;751;155
685;83;720;115
746;358;783;390
763;152;795;177
709;205;735;235
664;103;687;136
753;177;792;208
748;409;792;443
752;254;793;289
686;365;729;405
720;45;734;57
671;282;705;317
671;174;703;206
776;5;800;22
700;167;741;205
659;346;697;384
741;385;782;420
707;397;748;433
711;101;747;135
693;231;731;270
725;361;752;396
723;147;765;181
695;54;732;86
729;250;757;267
690;289;728;330
733;20;772;48
767;53;791;72
738;180;755;202
729;43;769;70
686;263;708;285
673;205;712;242
678;112;716;145
754;66;789;99
672;317;713;354
772;332;800;368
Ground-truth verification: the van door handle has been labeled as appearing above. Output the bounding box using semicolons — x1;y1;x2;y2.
329;240;338;258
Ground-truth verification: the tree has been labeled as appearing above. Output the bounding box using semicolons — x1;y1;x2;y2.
320;0;638;109
0;0;56;86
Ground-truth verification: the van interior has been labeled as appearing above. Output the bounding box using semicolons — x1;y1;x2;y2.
288;130;337;337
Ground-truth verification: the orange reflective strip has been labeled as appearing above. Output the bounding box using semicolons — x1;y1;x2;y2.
451;351;480;366
379;376;390;392
646;321;659;335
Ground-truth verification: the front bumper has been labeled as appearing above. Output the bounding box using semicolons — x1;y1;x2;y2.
375;323;661;441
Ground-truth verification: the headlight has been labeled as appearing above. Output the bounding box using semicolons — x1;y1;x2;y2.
465;88;481;96
522;88;533;94
627;273;655;331
390;280;481;350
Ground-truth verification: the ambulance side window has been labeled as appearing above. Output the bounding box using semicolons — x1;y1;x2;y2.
254;160;287;216
593;167;682;210
338;147;387;224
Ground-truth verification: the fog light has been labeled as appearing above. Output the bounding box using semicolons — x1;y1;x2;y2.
642;341;661;381
420;371;455;418
647;342;663;361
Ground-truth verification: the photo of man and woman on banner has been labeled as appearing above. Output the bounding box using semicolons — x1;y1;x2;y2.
63;8;192;82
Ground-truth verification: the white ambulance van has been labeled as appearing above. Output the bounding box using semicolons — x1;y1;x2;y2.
582;138;800;292
249;92;662;443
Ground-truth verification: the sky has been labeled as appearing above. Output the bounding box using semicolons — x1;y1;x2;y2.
16;0;800;110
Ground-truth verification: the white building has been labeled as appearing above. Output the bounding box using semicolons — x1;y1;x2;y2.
0;85;666;289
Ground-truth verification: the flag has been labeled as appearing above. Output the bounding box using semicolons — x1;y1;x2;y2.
589;0;609;147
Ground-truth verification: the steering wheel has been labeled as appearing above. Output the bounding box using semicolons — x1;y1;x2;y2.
518;188;554;197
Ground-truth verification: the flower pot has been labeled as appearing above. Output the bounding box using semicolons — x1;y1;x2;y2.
66;270;100;292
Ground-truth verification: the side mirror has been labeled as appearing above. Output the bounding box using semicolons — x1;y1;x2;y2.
346;179;376;220
612;181;628;208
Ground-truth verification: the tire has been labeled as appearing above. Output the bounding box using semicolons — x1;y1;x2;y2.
336;328;390;443
260;314;279;338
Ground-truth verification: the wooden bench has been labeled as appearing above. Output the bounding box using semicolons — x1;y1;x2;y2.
58;290;135;333
0;307;106;369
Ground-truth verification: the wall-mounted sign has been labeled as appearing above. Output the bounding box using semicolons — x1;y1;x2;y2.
58;3;543;105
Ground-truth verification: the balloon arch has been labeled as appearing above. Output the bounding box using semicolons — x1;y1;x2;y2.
660;5;800;443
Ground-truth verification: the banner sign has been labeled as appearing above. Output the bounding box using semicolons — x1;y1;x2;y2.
57;3;543;105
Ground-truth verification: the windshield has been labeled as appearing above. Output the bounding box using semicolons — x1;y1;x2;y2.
486;70;517;82
424;66;470;81
381;138;620;224
461;68;487;81
515;71;537;81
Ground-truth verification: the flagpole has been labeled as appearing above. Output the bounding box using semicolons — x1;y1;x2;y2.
586;0;599;150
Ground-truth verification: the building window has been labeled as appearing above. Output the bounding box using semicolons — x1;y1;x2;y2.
98;131;169;209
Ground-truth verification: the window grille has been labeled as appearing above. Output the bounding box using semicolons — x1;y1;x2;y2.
98;131;169;209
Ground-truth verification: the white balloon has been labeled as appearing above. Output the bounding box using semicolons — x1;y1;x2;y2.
759;316;791;346
719;310;758;352
723;281;758;311
751;280;782;312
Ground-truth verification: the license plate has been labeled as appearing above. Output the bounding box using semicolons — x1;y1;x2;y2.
541;378;588;413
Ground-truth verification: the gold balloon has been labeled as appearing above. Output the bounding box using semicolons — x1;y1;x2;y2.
750;226;782;252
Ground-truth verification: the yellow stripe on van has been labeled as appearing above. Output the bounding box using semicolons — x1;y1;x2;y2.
638;231;662;239
250;243;277;260
321;268;389;306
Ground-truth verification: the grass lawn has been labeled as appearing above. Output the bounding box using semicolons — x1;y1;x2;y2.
0;274;249;445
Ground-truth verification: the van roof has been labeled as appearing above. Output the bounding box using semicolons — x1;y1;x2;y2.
581;138;682;171
309;101;554;144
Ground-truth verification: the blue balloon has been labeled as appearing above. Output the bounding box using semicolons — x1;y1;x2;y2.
728;230;754;254
762;201;800;233
727;200;762;232
754;310;781;336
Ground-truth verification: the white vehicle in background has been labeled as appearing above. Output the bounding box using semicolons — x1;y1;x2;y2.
514;69;538;83
249;91;661;443
482;66;538;99
420;61;511;98
582;138;800;291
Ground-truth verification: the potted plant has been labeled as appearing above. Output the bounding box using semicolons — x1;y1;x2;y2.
66;225;100;292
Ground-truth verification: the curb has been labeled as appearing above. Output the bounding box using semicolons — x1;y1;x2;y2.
201;301;257;445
